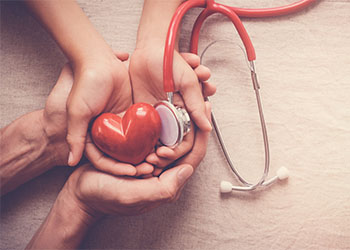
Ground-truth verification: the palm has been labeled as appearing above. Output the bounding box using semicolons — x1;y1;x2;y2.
41;62;136;174
130;47;194;105
98;60;133;114
70;164;181;216
71;58;132;116
130;47;165;104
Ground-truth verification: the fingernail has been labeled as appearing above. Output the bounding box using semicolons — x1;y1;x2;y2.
177;165;193;186
68;151;74;166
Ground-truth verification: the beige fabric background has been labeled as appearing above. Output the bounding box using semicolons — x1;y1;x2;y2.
1;0;350;249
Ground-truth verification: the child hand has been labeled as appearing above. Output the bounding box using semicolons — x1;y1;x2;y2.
130;46;216;172
43;61;153;177
66;51;133;167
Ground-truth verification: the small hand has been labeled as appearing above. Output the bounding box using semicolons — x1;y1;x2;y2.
43;63;153;177
130;47;215;116
65;51;132;167
130;46;216;170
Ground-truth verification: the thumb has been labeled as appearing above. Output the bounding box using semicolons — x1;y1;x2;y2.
159;164;194;201
173;55;211;132
66;97;92;166
175;164;194;188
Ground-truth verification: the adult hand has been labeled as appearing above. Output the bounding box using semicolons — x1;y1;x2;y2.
27;100;211;249
0;64;73;195
65;101;211;217
41;65;73;166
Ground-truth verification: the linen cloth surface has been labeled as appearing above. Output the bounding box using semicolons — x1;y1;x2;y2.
1;0;349;249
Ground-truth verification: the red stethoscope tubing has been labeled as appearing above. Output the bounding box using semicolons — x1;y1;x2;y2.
163;0;317;92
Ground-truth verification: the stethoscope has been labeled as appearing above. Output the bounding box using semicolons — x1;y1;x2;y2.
155;0;316;193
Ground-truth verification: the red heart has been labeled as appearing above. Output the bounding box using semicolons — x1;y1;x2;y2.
91;103;161;165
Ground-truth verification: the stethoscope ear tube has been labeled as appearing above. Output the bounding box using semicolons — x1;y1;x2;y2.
163;0;207;93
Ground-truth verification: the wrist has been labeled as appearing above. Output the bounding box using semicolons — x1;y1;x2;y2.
71;44;116;71
55;186;99;234
39;110;68;166
0;110;60;195
26;0;114;69
27;184;98;249
136;0;183;49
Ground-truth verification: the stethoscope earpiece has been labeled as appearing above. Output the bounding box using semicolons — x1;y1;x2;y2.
276;166;289;180
219;167;290;194
155;101;191;147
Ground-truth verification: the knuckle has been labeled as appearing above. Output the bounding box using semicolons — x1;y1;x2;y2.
82;61;127;84
197;150;206;163
67;101;94;122
194;144;207;159
67;103;84;117
188;109;203;120
180;74;198;90
191;149;207;166
91;154;104;169
66;133;86;145
162;186;177;202
80;67;104;83
178;140;193;154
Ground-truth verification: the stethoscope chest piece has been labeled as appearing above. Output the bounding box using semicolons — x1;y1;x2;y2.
154;101;191;147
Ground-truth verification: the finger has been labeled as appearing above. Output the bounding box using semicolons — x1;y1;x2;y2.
135;162;154;176
180;53;200;69
201;81;217;98
179;80;211;132
66;99;91;166
145;152;160;165
156;126;194;162
46;64;74;106
56;64;74;88
127;164;194;202
194;65;211;82
180;53;211;82
97;163;193;205
145;126;194;168
173;55;211;132
206;101;212;121
156;146;177;159
141;174;154;179
177;102;212;168
158;164;194;202
146;153;171;169
85;136;137;176
113;51;129;62
152;167;163;177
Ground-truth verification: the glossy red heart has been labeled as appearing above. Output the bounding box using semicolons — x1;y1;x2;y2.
91;103;161;165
